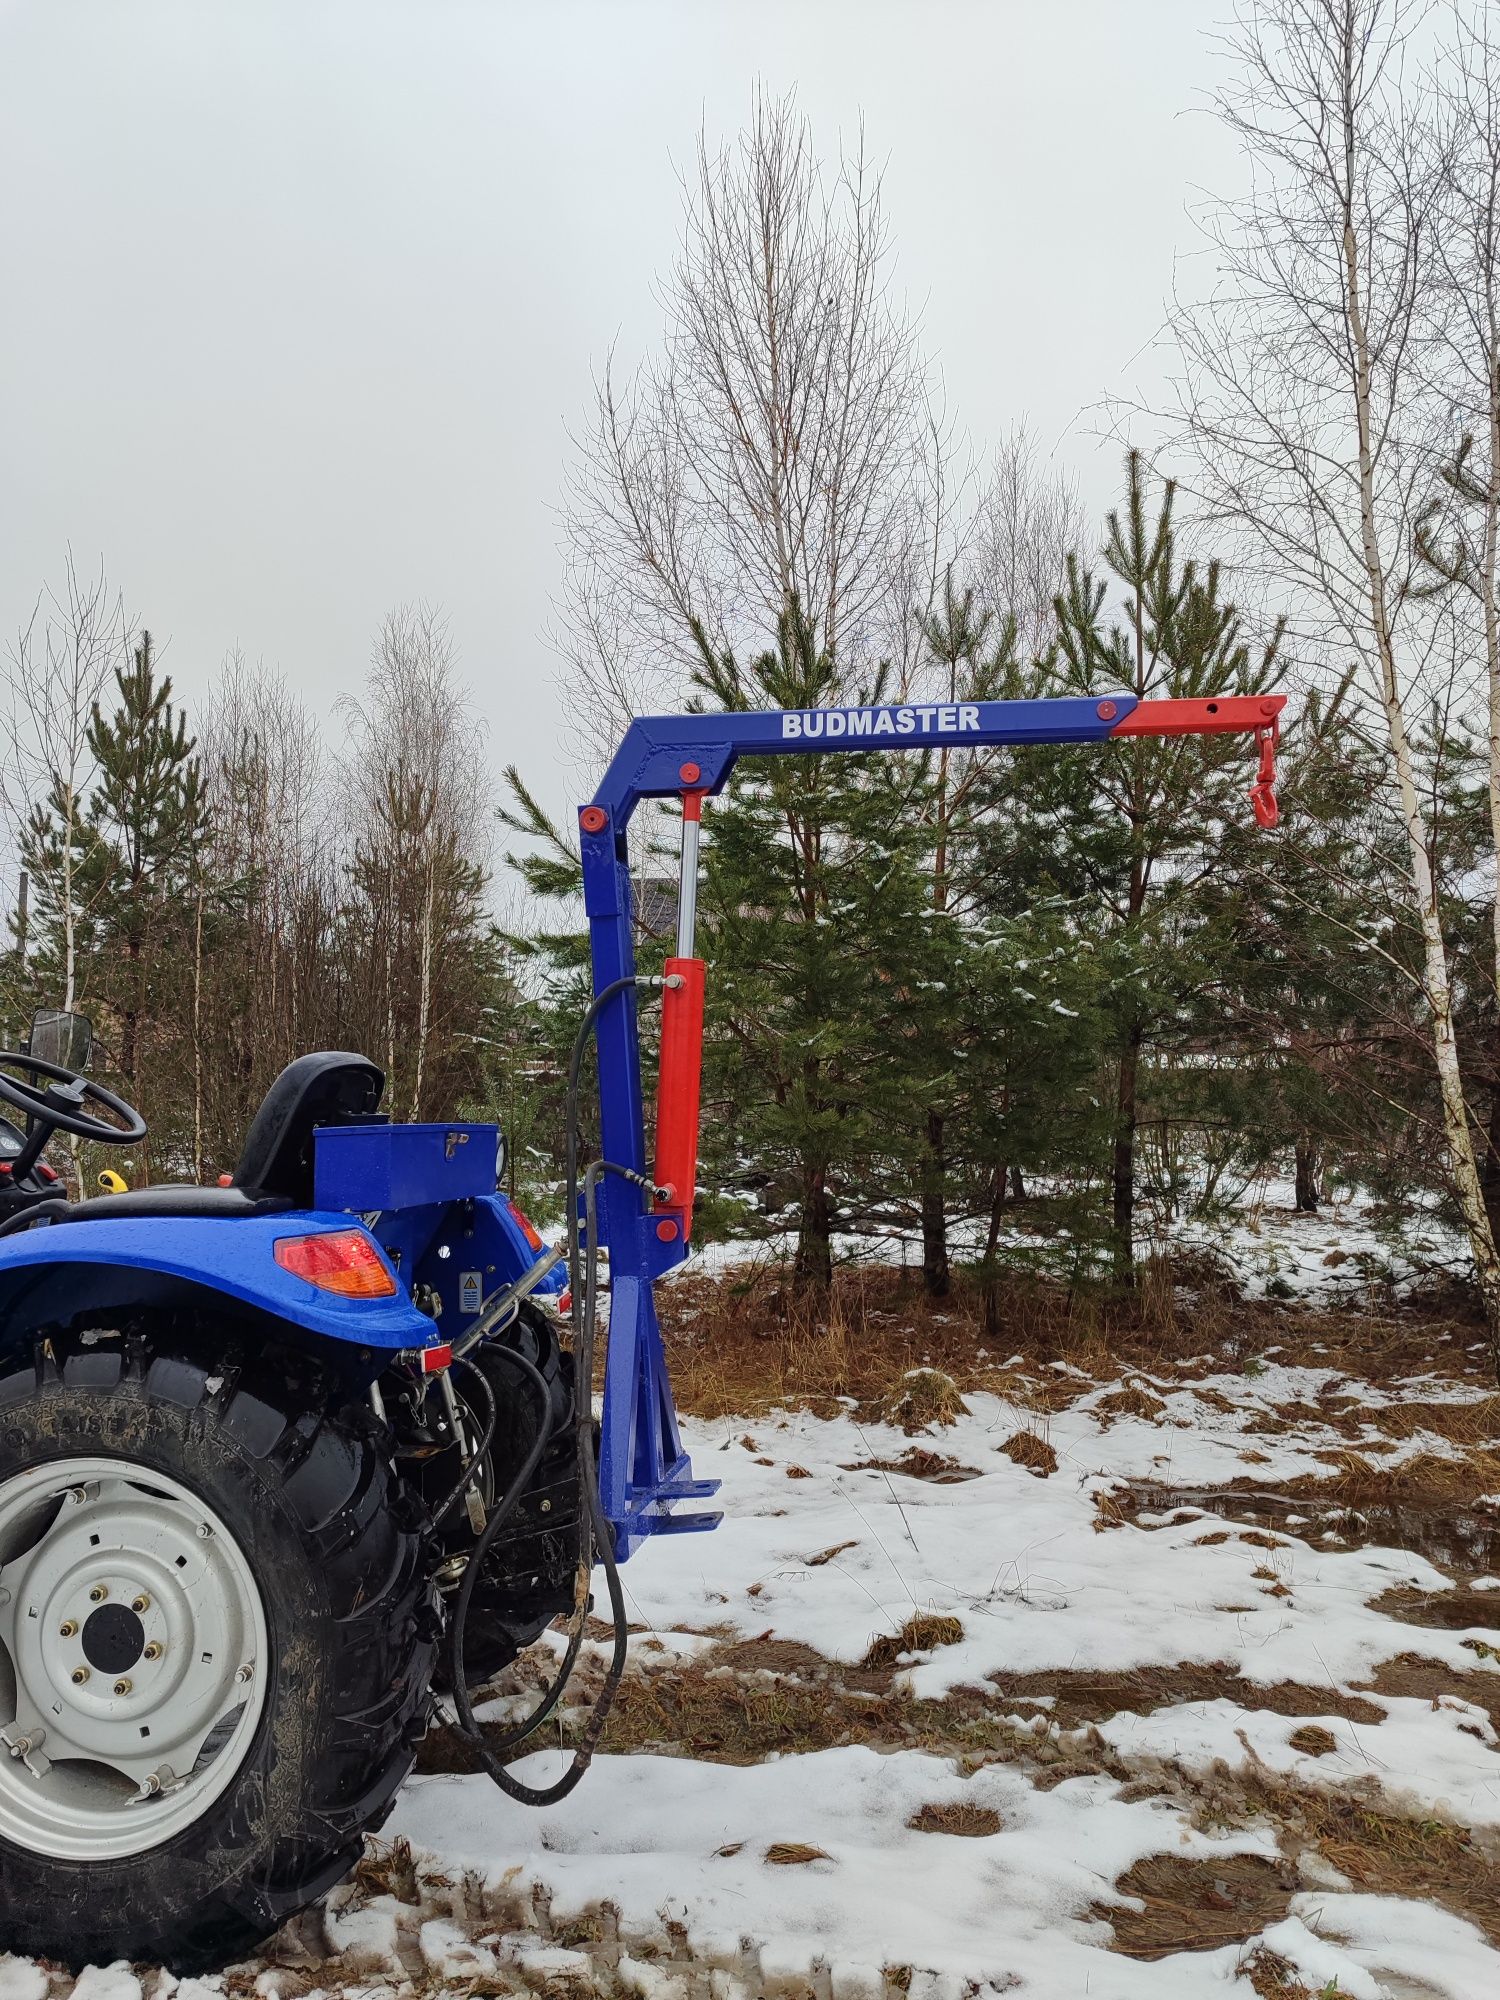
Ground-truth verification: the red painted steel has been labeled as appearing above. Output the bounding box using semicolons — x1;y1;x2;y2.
1112;694;1284;827
652;956;706;1238
1108;694;1285;736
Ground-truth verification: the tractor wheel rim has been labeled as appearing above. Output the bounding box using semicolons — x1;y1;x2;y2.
0;1454;270;1860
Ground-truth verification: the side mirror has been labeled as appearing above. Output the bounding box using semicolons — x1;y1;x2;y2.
494;1129;508;1191
28;1009;94;1073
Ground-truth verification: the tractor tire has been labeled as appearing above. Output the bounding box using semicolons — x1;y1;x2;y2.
0;1331;437;1975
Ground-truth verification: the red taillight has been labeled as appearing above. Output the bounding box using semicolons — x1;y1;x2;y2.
274;1229;397;1298
508;1200;544;1252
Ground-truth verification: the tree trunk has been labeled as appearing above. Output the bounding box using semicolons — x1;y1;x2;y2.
1009;1165;1027;1201
1482;1064;1500;1255
980;1164;1008;1341
192;886;205;1183
1111;1023;1142;1284
1294;1138;1320;1213
1341;184;1500;1368
920;1108;950;1298
795;1160;833;1289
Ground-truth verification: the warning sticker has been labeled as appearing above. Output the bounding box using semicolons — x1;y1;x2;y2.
459;1271;483;1314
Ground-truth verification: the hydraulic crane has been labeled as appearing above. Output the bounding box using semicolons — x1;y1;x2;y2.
577;690;1286;1555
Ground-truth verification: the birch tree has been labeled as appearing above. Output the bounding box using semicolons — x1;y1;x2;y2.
1417;3;1500;1239
1166;0;1500;1361
556;86;938;746
340;606;491;1120
1;555;129;1011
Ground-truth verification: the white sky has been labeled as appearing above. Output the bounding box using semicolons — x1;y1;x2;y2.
0;0;1240;846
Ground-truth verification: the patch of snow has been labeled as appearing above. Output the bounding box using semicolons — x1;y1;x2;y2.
390;1745;1275;1997
1277;1893;1500;2000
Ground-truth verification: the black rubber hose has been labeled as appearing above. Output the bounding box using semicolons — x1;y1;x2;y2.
447;1333;629;1806
563;975;642;1313
445;976;646;1797
483;978;655;1758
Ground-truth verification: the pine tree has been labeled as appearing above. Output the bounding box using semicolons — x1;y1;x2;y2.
84;631;205;1167
1004;452;1285;1280
693;600;937;1289
904;579;1011;1296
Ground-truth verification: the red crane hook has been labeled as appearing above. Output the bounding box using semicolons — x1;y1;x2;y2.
1249;718;1280;829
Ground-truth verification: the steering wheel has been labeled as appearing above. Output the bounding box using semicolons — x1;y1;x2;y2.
0;1051;147;1180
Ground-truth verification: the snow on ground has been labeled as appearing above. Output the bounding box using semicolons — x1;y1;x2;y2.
376;1345;1499;1999
391;1747;1281;1999
614;1374;1494;1741
4;1204;1498;1999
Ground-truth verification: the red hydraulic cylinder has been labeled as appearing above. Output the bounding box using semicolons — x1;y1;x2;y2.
653;956;705;1241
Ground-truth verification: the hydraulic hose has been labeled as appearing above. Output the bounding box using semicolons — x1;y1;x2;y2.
444;972;656;1804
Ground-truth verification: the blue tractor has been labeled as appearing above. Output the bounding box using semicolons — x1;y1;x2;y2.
0;692;1282;1972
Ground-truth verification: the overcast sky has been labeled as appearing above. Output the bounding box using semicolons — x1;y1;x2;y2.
0;0;1241;843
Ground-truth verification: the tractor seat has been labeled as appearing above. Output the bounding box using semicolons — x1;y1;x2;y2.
61;1185;296;1223
57;1051;386;1225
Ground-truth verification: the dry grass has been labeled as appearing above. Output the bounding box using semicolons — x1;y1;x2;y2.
420;1642;1389;1780
863;1612;965;1669
1103;1851;1296;1959
1368;1582;1500;1631
841;1446;981;1483
1286;1725;1338;1756
906;1801;1003;1837
654;1262;1491;1424
1241;1946;1315;1997
885;1367;967;1434
764;1842;830;1866
999;1426;1058;1477
1359;1650;1500;1732
989;1662;1382;1730
1094;1381;1168;1425
1245;1776;1500;1946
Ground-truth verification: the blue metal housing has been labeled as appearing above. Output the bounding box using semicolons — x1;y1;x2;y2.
314;1122;497;1212
0;1123;565;1362
0;1211;433;1346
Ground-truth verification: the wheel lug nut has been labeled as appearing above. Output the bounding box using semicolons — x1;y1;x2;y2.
59;1620;78;1639
113;1678;132;1697
143;1641;163;1662
131;1594;150;1614
89;1585;108;1604
71;1666;90;1685
236;1664;254;1684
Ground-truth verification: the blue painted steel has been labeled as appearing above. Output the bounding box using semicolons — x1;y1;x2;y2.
404;1193;569;1322
0;1212;433;1347
591;693;1140;823
582;693;1141;1556
0;1181;566;1362
314;1122;497;1212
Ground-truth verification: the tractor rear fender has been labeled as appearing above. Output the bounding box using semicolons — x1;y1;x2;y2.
0;1212;434;1356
